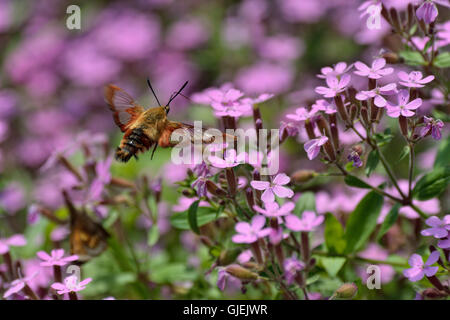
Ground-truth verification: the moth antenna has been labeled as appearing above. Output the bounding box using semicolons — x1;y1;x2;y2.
146;78;162;106
167;81;189;107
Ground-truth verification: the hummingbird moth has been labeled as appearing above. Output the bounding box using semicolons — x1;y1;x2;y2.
63;191;109;263
105;79;230;162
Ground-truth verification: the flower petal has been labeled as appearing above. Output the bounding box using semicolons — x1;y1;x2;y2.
250;180;270;190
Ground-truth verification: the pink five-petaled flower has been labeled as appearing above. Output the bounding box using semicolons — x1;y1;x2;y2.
3;271;38;298
304;136;328;160
250;173;294;203
253;201;295;218
315;74;351;98
355;83;397;107
354;58;393;79
36;249;79;267
208;149;246;168
286;107;317;122
208;88;252;118
420;215;450;239
317;62;352;79
51;275;92;295
403;251;440;282
232;215;271;244
420;116;444;140
386;89;422;118
0;234;26;255
398;71;435;88
283;256;305;285
285;211;324;232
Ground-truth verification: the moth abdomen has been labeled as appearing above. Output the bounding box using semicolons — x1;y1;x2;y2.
116;128;152;162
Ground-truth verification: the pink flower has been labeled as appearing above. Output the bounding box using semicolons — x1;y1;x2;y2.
317;62;352;79
232;215;271;243
283;256;304;285
438;238;450;249
398;71;434;88
208;149;246;168
51;275;92;295
286;107;317;122
315;74;351;98
416;1;439;24
312;99;337;114
208;88;252;118
354;58;393;79
3;271;38;298
0;234;26;255
304;136;328;160
420;116;444;140
237;249;253;264
357;243;395;284
403;251;440;282
355;83;397;107
250;173;294;203
421;215;450;239
285;211;324;232
253;201;295;217
386;89;422;118
37;249;79;267
243;93;274;105
217;267;241;291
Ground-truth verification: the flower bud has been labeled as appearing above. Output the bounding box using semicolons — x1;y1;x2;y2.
352;144;364;156
182;189;195;197
245;187;255;209
225;264;259;281
334;96;349;123
399;115;409;137
206;180;227;197
407;4;415;31
218;249;241;266
305;119;316;139
381;4;391;24
329;113;340;151
225;168;237;196
334;283;358;299
382;52;401;64
349;104;358;122
361;106;370;125
199;235;214;247
389;8;402;32
291;170;317;183
422;288;447;299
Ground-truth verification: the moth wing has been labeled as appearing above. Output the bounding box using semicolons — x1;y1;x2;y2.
104;84;145;132
160;122;236;148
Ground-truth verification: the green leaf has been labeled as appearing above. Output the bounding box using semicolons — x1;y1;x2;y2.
399;51;426;66
320;257;347;277
324;213;346;254
376;203;400;241
147;224;159;246
187;200;200;234
412;166;450;200
434;135;450;169
294;192;316;215
433;52;450;68
373;129;393;146
396;145;410;164
344;175;372;189
170;206;224;230
344;191;384;253
365;150;379;177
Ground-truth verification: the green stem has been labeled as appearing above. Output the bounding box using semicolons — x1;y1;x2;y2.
313;251;408;268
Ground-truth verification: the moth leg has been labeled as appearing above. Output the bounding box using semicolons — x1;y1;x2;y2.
150;143;158;160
